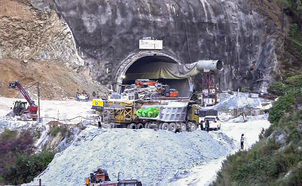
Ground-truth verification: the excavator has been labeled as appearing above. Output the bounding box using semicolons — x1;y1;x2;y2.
7;81;38;121
85;168;142;186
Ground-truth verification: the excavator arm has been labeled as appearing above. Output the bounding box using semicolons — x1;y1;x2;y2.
8;81;38;120
8;81;37;106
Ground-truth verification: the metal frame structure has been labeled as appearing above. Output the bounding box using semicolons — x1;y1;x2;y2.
201;72;217;106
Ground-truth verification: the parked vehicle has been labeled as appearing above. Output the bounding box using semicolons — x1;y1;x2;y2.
7;81;38;121
77;93;89;101
199;109;221;130
95;98;200;132
91;59;224;132
203;116;221;130
85;168;142;186
77;90;89;101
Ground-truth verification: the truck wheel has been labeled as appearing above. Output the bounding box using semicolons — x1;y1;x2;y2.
158;123;162;130
180;123;187;132
21;114;27;121
128;123;136;129
188;122;197;132
145;123;152;129
161;123;169;130
137;123;144;129
168;123;176;133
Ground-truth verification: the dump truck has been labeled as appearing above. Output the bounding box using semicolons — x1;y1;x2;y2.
95;97;201;132
92;60;223;132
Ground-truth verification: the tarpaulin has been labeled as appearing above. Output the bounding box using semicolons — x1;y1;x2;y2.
125;62;201;80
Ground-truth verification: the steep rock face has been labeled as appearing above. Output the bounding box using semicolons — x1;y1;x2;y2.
50;0;279;91
0;0;82;68
0;1;112;100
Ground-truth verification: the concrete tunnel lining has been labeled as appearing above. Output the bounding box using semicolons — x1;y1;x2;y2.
114;51;193;97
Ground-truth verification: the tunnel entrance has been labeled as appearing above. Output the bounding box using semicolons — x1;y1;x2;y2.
115;52;192;97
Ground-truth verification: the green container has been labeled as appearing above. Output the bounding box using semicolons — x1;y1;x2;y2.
147;111;154;117
137;109;143;116
153;110;160;117
138;107;160;117
142;110;148;117
147;107;154;112
148;108;160;117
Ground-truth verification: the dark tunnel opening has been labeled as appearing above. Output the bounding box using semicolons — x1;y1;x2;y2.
122;56;191;97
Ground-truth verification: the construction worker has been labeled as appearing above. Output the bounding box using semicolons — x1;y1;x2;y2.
242;112;247;122
240;134;245;149
98;116;102;128
205;120;210;133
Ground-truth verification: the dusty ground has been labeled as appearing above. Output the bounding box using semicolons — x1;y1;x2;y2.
0;59;109;100
0;0;33;20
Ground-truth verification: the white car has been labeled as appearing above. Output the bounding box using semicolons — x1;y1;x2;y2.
202;116;221;130
76;93;89;101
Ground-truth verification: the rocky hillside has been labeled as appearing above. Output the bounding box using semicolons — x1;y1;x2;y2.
0;0;301;98
211;1;302;184
0;59;107;100
0;0;109;100
32;0;301;92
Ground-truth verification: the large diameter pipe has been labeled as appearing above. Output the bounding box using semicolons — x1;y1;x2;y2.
196;60;223;72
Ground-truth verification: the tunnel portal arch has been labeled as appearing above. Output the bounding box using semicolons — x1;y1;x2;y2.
114;51;192;97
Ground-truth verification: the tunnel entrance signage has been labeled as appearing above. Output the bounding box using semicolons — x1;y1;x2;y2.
139;39;163;50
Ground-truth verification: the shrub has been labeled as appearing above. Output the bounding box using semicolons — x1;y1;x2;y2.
280;163;302;185
268;93;296;124
0;129;37;184
284;74;302;88
263;125;274;138
50;125;68;137
289;24;298;38
0;129;17;141
267;81;286;96
0;130;34;174
50;125;61;136
4;151;55;185
288;128;302;143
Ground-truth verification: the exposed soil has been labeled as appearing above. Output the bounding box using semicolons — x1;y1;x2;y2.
0;59;109;100
0;0;109;100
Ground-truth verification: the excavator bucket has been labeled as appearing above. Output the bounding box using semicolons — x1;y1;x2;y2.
8;82;17;89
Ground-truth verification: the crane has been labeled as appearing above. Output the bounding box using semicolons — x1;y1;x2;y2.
8;81;38;121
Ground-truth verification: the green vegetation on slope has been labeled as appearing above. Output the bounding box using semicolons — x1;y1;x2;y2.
268;74;302;124
0;129;54;185
212;75;302;185
212;1;302;183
